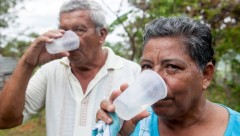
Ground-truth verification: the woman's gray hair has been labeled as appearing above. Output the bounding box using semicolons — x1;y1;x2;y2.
143;16;214;71
59;0;107;33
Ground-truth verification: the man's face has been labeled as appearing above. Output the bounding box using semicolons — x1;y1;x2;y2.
59;10;106;64
140;37;205;119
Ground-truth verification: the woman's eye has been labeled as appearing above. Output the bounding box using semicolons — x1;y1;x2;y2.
141;64;152;70
166;64;180;74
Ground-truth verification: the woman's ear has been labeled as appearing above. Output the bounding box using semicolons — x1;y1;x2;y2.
99;28;108;45
202;62;215;90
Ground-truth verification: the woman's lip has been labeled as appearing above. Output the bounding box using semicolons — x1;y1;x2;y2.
162;97;174;100
154;98;174;106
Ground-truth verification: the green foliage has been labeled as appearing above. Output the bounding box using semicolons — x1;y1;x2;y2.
0;0;13;27
0;0;23;46
105;41;131;58
1;39;30;58
108;10;133;32
0;0;20;28
0;32;38;58
208;77;240;111
0;110;46;136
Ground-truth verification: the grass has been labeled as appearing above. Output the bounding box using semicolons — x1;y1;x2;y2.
0;111;46;136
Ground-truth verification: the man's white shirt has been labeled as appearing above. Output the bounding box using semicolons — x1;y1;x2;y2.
23;47;141;136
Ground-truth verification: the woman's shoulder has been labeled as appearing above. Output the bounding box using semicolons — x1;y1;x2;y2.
219;104;240;135
219;104;240;116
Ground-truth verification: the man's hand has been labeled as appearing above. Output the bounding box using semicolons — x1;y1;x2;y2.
22;29;69;67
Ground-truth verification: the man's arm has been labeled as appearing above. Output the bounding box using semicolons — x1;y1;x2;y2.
0;29;67;129
0;58;35;128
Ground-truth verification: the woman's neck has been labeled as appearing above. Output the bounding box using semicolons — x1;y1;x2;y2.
159;100;213;130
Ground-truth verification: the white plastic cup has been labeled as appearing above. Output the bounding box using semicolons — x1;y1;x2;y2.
46;30;80;54
113;70;167;120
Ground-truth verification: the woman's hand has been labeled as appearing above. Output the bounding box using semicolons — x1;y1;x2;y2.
96;83;150;136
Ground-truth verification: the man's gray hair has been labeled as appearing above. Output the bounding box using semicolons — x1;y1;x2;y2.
60;0;107;33
143;16;214;71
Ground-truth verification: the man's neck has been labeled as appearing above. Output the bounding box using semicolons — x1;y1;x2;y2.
70;48;108;93
71;48;108;71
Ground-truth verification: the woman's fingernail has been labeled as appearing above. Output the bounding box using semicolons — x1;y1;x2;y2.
108;105;114;111
107;118;112;123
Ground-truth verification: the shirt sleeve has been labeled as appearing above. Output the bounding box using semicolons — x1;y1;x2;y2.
22;67;47;122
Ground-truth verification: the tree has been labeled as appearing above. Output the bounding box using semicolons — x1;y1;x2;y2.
1;32;38;58
0;0;23;52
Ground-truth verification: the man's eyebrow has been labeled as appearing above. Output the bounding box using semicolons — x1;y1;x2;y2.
140;58;152;63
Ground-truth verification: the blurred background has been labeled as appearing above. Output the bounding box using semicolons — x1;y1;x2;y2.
0;0;240;135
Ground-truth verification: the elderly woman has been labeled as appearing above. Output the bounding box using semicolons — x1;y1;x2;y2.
97;16;240;136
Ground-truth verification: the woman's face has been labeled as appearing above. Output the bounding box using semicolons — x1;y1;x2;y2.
140;37;206;119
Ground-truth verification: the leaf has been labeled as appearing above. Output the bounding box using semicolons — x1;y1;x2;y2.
108;10;133;32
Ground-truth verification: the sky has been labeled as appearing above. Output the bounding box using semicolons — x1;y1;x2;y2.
3;0;131;43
